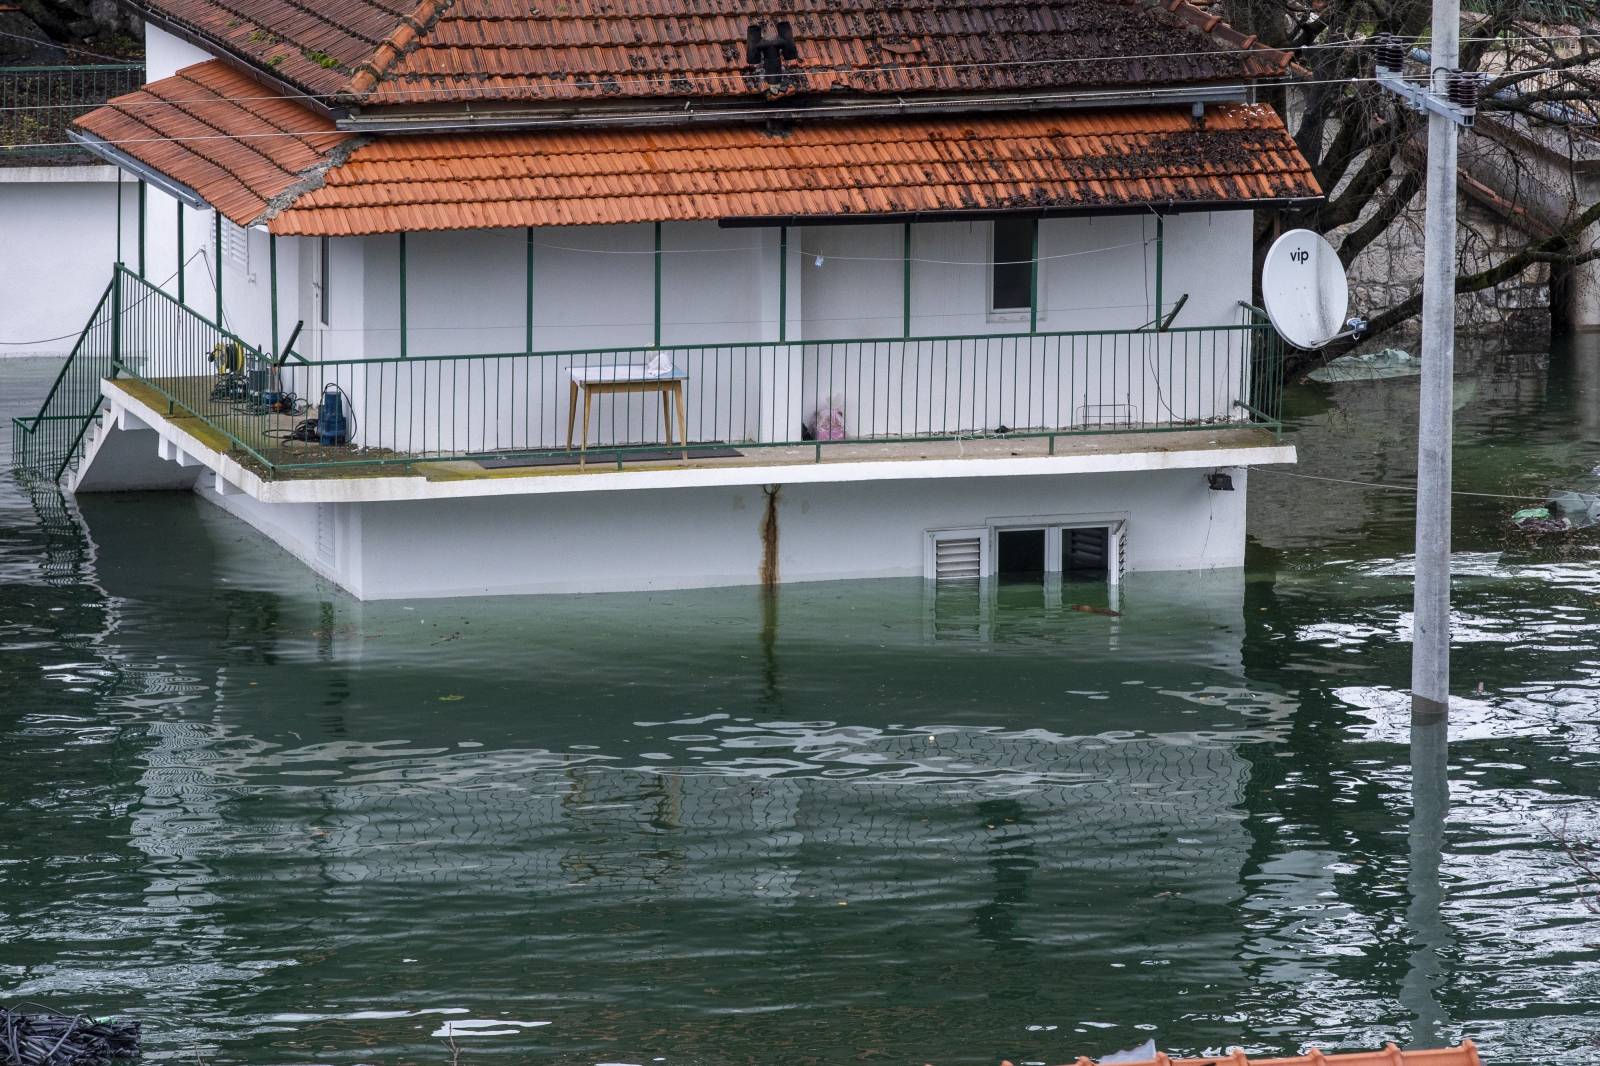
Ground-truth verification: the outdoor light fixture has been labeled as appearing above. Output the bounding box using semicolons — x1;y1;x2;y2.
1208;471;1235;491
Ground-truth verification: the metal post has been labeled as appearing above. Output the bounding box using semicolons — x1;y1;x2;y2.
1154;215;1165;330
653;221;663;349
176;203;185;303
115;170;122;264
399;231;408;359
110;266;122;366
902;221;912;339
1028;218;1040;334
137;180;146;278
778;225;788;343
214;210;223;326
525;226;534;356
1412;0;1461;722
270;234;279;358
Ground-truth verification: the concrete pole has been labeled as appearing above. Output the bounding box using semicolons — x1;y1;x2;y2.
1411;0;1460;722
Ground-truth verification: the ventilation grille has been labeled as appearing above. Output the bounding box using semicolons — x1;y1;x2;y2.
223;219;249;272
933;535;983;581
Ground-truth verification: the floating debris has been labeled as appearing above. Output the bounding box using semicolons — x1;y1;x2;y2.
1306;348;1419;383
1;1007;140;1066
1513;490;1600;533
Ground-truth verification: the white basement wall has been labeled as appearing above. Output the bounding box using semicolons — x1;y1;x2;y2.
196;465;1251;599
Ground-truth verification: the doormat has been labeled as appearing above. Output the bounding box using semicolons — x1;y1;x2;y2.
477;446;742;469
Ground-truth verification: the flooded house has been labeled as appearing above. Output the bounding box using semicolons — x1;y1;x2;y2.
14;0;1315;599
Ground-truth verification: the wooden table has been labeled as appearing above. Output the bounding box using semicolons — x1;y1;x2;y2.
567;367;689;463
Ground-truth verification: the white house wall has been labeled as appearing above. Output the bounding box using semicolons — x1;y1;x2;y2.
265;215;1259;457
345;466;1248;599
0;170;137;356
144;24;212;81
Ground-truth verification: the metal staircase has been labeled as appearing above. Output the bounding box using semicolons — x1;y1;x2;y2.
10;273;118;484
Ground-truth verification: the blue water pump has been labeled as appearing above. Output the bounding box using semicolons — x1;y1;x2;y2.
317;384;349;446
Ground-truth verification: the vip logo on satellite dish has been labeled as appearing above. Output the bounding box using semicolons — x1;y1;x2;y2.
1261;229;1364;350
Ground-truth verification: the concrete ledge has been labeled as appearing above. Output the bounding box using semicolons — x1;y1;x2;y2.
95;378;1297;506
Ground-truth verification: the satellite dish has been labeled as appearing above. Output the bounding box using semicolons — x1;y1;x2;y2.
1262;229;1350;349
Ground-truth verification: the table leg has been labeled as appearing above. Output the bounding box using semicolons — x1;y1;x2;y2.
660;388;672;447
673;382;688;462
581;387;594;466
566;380;578;450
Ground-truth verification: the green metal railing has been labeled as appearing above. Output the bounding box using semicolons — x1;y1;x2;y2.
0;64;144;163
14;266;1285;482
10;276;117;482
11;266;273;482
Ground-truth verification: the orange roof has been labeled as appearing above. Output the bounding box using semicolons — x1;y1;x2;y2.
127;0;1295;107
1017;1043;1481;1066
277;105;1319;236
73;61;352;225
72;64;1320;234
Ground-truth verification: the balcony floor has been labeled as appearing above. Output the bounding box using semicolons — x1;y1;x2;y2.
108;376;1284;485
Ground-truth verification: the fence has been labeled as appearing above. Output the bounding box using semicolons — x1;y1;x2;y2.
15;266;1285;481
0;64;143;163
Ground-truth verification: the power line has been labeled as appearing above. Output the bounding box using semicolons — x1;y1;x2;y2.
0;26;138;64
3;73;1390;151
2;29;1596;115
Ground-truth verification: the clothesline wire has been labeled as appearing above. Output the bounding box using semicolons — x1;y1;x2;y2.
0;249;203;346
1256;466;1590;503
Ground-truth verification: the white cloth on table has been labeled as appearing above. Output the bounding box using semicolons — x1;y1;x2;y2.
569;354;683;385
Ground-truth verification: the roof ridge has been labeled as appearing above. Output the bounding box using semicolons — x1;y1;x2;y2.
346;0;452;100
1147;0;1296;71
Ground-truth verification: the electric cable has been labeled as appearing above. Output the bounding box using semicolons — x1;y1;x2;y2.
2;28;1596;114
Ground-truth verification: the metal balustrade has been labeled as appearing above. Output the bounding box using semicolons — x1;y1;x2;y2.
14;266;1285;482
0;64;144;163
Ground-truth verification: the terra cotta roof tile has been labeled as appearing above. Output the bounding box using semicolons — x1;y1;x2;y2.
75;62;1320;234
126;0;1295;107
73;61;354;227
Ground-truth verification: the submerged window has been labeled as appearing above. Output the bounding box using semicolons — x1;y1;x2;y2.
1063;526;1111;581
996;527;1046;579
991;218;1035;313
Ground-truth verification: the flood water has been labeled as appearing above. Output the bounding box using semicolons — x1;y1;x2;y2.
3;338;1600;1066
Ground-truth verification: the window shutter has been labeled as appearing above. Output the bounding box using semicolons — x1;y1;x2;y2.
932;534;983;581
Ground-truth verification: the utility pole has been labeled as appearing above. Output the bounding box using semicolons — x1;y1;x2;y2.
1375;5;1476;723
1413;0;1459;724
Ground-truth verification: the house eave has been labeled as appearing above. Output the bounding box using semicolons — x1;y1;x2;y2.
717;196;1325;228
335;83;1266;134
67;129;209;210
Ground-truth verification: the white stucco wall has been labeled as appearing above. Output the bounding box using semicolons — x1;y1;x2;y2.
263;213;1257;456
341;465;1249;598
144;24;213;81
0;172;138;357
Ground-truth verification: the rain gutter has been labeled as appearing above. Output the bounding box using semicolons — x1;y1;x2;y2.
68;130;208;211
717;197;1325;229
335;84;1260;134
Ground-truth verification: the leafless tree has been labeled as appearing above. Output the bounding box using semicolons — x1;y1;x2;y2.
1226;0;1600;339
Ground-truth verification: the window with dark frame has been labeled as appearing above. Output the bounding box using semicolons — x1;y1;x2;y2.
991;217;1035;313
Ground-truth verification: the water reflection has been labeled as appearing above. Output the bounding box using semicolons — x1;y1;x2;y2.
3;338;1600;1065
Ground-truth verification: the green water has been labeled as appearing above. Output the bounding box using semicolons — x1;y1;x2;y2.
3;340;1600;1066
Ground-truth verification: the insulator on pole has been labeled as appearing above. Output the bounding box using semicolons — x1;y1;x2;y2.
1374;33;1407;74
